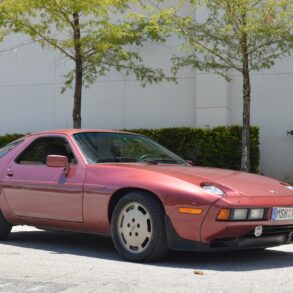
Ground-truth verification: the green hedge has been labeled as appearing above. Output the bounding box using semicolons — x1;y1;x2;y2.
126;126;259;173
0;133;24;148
0;126;260;172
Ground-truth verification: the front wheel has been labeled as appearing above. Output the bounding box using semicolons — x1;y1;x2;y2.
111;191;169;262
0;211;12;240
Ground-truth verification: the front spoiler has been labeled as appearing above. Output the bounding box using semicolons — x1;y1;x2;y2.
165;216;293;252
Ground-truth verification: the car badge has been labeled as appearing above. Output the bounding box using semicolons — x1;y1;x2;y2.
254;226;263;237
270;190;277;194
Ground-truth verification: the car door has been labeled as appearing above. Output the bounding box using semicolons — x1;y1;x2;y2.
2;135;85;222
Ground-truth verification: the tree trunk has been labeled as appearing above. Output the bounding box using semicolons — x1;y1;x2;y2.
241;33;251;172
73;60;82;129
72;12;82;129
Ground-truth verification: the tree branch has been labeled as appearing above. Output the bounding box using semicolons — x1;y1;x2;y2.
0;39;41;54
17;21;75;61
149;0;242;72
176;20;242;72
52;0;75;31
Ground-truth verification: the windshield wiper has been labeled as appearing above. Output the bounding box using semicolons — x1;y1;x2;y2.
96;157;137;163
96;158;116;163
151;159;181;164
96;157;181;165
140;158;183;165
141;159;158;165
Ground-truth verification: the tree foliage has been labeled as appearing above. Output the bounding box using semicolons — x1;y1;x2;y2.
1;0;174;127
170;0;293;78
0;4;9;42
152;0;293;172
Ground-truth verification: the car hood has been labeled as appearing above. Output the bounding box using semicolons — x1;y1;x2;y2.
100;164;293;198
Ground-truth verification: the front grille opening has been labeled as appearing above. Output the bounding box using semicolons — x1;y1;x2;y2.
243;225;293;238
210;237;236;248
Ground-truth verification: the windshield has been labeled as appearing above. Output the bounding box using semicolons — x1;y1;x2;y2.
73;132;186;165
0;138;24;159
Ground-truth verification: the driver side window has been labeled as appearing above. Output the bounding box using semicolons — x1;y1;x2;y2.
15;137;76;165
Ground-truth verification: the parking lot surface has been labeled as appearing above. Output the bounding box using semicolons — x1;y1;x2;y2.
0;226;292;293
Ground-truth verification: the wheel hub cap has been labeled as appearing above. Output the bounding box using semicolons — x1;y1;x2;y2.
117;202;152;253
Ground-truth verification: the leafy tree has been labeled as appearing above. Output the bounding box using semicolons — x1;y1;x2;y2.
0;5;9;43
1;0;172;128
155;0;293;172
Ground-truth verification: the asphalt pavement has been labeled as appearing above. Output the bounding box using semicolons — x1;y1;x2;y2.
0;226;292;293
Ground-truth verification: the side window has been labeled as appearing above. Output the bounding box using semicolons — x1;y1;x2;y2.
15;137;76;165
0;139;24;159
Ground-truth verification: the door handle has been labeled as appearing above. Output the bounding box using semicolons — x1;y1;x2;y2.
6;170;14;177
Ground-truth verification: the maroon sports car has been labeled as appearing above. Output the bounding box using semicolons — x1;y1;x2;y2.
0;129;293;261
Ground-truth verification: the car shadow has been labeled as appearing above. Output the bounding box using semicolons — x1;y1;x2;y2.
3;229;293;271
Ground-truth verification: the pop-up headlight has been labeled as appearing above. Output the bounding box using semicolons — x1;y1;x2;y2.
201;183;226;196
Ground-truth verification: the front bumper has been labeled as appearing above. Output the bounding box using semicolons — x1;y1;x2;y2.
165;216;293;252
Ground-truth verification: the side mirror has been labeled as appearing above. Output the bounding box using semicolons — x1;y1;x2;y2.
46;155;70;176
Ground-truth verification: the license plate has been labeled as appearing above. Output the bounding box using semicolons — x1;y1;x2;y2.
272;207;293;221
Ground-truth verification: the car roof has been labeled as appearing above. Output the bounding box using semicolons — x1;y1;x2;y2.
27;129;137;137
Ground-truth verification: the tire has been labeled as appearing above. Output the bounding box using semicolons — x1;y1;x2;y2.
111;191;169;262
0;211;12;240
247;248;266;252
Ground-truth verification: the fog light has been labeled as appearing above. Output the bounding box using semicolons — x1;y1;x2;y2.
254;226;263;237
248;209;265;220
231;209;248;220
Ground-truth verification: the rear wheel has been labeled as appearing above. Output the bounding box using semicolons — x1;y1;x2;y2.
111;191;169;262
0;211;12;240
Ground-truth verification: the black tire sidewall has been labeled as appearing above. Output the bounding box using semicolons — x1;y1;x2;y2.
111;191;167;262
0;211;12;240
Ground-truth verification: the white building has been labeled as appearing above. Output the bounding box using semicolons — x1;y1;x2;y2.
0;31;293;182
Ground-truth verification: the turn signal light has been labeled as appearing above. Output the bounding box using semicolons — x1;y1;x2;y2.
178;207;203;215
217;209;230;220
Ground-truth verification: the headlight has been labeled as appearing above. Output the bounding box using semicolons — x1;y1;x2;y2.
201;184;226;196
231;208;248;220
217;208;266;221
248;208;265;220
280;182;293;190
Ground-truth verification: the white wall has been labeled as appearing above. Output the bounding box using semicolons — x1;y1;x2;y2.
196;74;229;128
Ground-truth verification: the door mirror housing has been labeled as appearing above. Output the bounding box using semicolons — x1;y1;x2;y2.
46;155;70;175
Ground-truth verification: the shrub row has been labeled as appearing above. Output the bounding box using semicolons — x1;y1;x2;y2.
126;126;259;173
0;133;24;148
0;126;260;172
